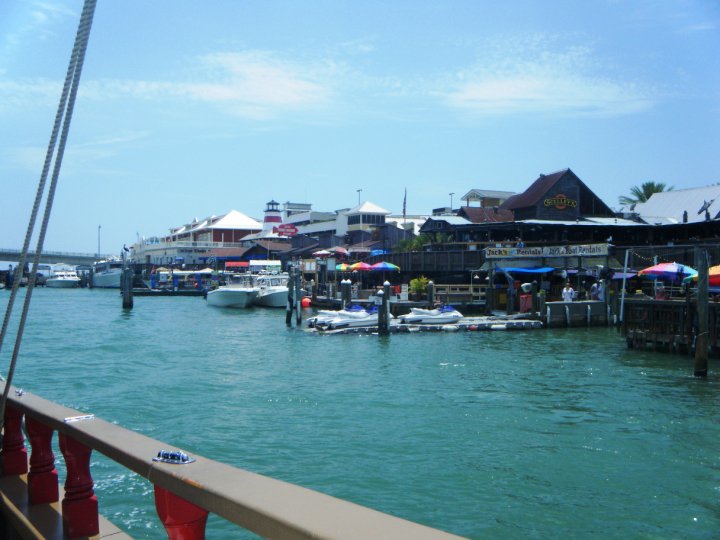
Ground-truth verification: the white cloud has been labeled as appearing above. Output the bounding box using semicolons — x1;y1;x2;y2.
1;51;337;120
183;52;332;118
441;37;657;118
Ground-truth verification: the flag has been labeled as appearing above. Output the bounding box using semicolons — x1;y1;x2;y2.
403;188;407;221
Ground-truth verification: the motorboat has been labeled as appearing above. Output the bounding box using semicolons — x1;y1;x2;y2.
253;273;289;308
46;270;81;288
326;305;394;330
307;304;367;328
206;274;259;308
91;258;123;288
399;305;464;325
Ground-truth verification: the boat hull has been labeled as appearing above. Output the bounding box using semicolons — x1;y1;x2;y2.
46;278;80;288
254;289;288;308
206;288;258;308
399;308;464;325
92;271;122;288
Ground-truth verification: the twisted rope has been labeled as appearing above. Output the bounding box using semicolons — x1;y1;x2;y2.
0;0;98;432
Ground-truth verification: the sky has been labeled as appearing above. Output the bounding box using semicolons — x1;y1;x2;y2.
1;0;719;254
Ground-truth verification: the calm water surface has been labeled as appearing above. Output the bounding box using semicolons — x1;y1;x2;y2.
2;288;719;539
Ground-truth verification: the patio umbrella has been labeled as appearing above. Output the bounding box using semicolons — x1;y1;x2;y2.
371;261;400;271
349;261;372;271
638;262;697;282
330;246;349;256
313;249;331;257
335;263;350;271
683;264;720;287
371;261;400;283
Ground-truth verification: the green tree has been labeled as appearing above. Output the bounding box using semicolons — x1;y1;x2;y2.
619;181;674;208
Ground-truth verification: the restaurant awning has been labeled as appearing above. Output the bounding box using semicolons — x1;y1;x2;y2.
498;267;555;274
225;261;249;268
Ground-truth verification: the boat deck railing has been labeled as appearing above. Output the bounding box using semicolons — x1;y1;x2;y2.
0;384;465;539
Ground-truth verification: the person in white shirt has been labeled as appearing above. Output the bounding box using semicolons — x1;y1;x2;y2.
562;283;575;302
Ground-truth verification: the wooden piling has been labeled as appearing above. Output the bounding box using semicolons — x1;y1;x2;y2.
121;268;133;309
694;248;708;377
378;283;389;336
294;269;302;325
286;265;296;326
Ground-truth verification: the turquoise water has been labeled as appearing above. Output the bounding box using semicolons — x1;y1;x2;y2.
2;288;719;539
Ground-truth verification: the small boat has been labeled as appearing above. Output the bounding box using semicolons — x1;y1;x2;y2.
46;269;81;288
206;274;259;308
399;305;464;325
253;273;289;308
91;257;123;288
326;305;394;330
307;304;367;328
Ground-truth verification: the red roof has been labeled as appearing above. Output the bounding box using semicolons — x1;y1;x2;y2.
500;169;569;211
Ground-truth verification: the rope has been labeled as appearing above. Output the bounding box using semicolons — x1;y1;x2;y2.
0;0;97;432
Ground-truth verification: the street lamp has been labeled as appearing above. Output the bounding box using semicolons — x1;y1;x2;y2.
97;224;101;257
449;192;454;212
357;188;362;205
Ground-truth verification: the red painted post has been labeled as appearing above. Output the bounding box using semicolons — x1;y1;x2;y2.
25;415;59;504
59;433;99;538
154;485;209;540
1;405;28;475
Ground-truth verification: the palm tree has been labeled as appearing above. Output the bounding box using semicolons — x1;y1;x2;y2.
618;181;674;208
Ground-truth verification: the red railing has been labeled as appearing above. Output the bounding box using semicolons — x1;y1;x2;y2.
1;385;465;539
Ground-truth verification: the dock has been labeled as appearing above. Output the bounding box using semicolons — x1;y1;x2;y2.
131;288;206;297
621;297;717;355
312;316;543;335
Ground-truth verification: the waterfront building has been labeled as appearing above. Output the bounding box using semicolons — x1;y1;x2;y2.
131;209;261;266
461;189;517;208
630;184;720;225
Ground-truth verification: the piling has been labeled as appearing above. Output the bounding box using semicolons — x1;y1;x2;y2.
694;248;709;377
341;279;352;308
427;281;435;308
286;265;296;327
121;268;133;309
378;284;389;336
294;268;302;325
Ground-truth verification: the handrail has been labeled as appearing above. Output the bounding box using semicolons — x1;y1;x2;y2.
1;383;465;539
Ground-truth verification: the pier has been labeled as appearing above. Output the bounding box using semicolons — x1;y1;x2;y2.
621;297;720;356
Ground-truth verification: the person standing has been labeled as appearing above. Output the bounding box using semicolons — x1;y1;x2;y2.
590;281;599;300
597;280;605;301
562;282;575;302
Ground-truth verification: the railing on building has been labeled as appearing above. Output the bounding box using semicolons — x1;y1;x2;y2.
0;384;465;540
432;284;487;306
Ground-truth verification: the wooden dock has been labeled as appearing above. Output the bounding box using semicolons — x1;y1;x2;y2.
621;297;720;356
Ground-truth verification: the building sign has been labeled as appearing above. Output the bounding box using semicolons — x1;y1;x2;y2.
274;223;298;236
543;193;577;210
484;243;608;259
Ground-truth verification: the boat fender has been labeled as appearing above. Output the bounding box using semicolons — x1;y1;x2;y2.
468;324;477;331
443;325;459;332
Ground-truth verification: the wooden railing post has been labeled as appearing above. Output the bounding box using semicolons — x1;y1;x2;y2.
155;485;209;540
1;405;28;475
25;415;59;504
59;433;99;538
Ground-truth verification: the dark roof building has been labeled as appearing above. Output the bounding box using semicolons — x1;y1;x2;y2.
500;168;615;221
458;206;514;224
